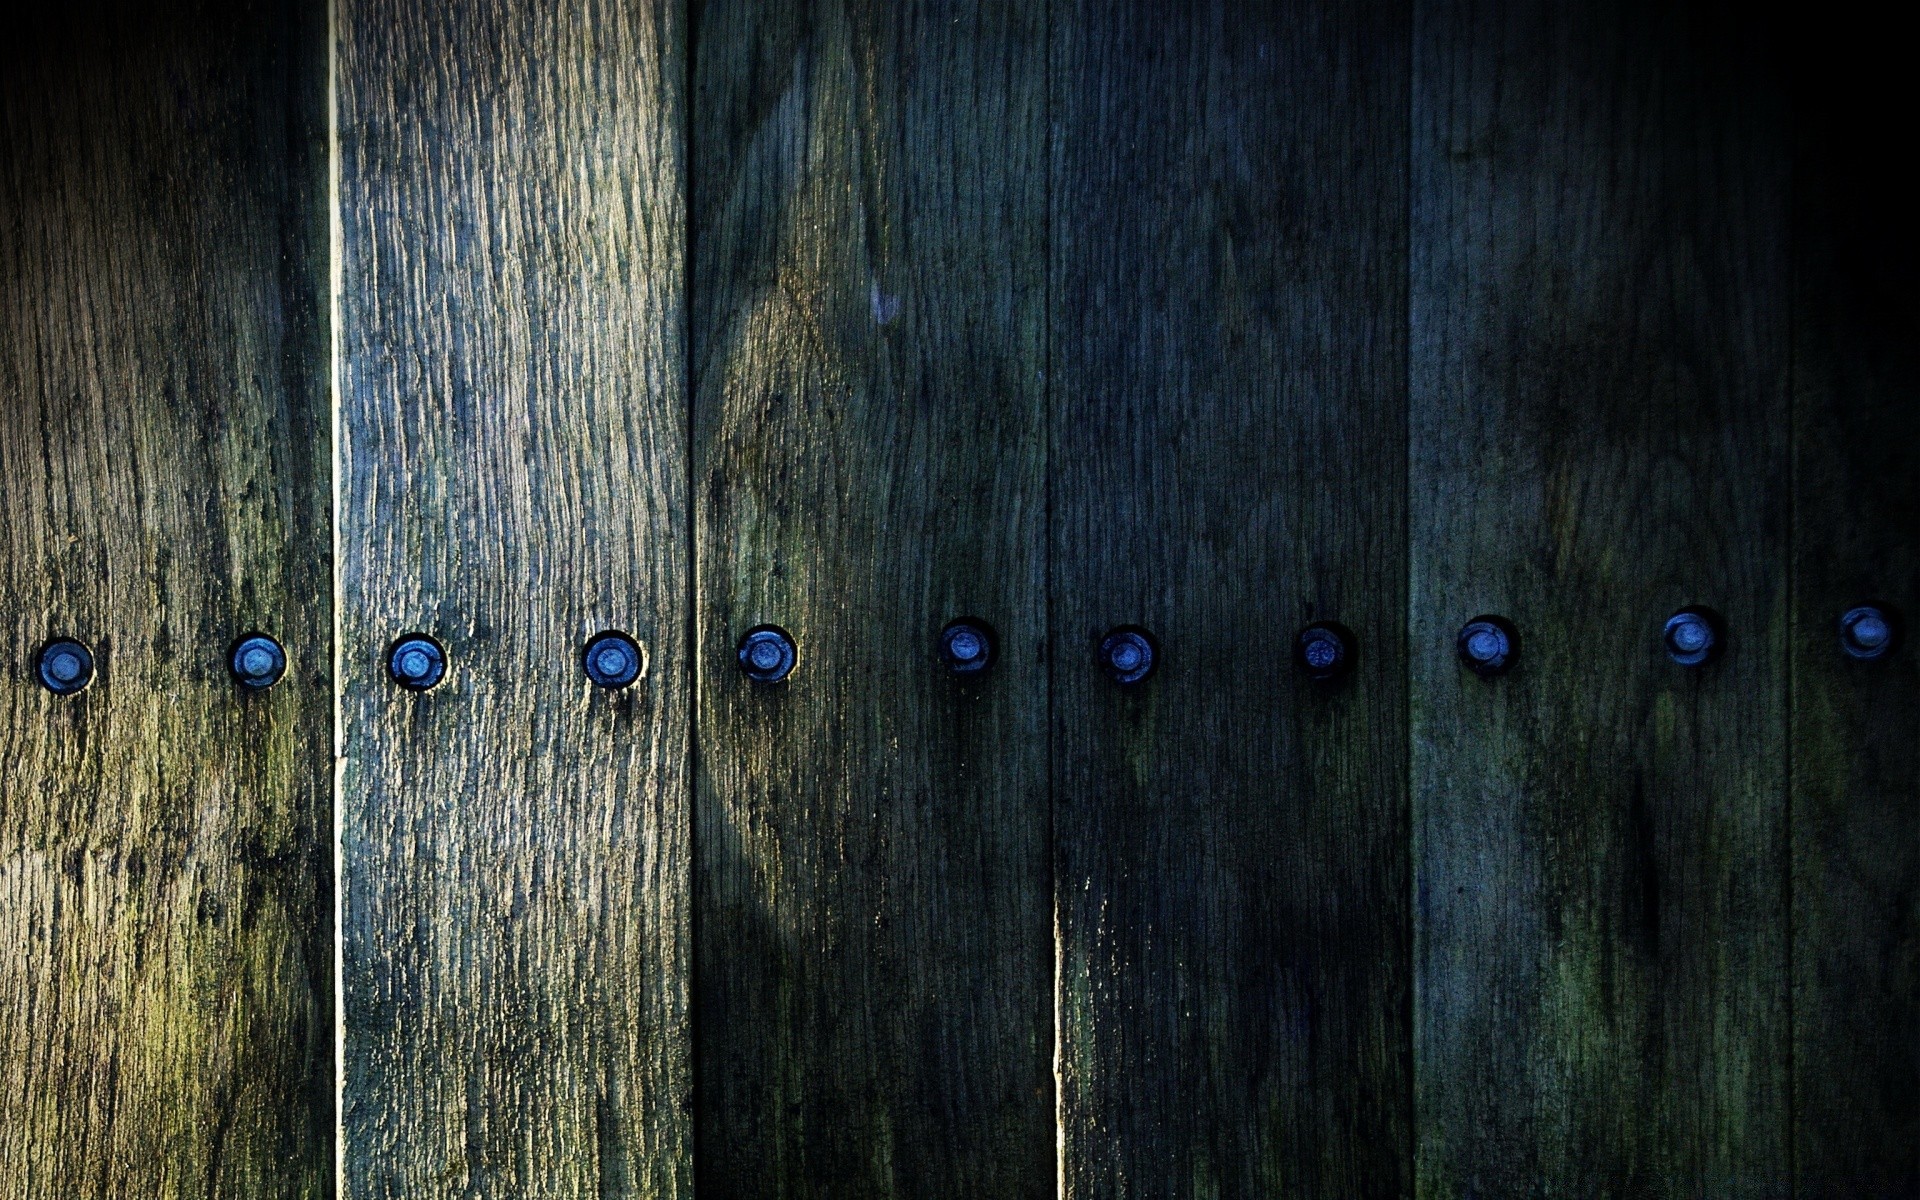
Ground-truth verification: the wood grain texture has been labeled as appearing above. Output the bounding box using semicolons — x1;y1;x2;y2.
1049;2;1412;1194
690;0;1051;1194
1790;33;1920;1200
0;3;332;1196
334;1;691;1194
1410;1;1791;1192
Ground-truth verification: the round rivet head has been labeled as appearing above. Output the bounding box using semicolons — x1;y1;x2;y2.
1099;626;1158;686
36;638;95;695
1664;608;1721;667
737;625;797;683
939;619;996;677
387;634;446;691
1839;605;1899;661
583;630;645;689
1297;622;1353;682
229;634;287;690
1457;616;1516;677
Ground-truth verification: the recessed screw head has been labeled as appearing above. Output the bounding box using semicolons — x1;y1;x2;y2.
1664;608;1721;666
583;630;645;689
1839;605;1898;661
36;638;95;695
387;634;446;691
1099;626;1158;686
229;634;287;690
939;619;996;676
1297;622;1353;681
737;625;797;683
1457;616;1516;676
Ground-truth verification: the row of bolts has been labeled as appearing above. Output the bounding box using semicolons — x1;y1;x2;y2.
28;606;1901;697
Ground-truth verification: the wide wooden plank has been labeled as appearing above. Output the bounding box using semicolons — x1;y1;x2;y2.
0;4;332;1196
334;1;691;1194
691;0;1051;1194
1049;2;1412;1194
1410;0;1790;1191
1790;32;1920;1199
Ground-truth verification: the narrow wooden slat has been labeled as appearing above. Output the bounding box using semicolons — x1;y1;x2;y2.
1790;33;1920;1199
335;1;691;1193
1409;1;1790;1191
0;3;332;1195
1050;2;1413;1193
691;1;1051;1194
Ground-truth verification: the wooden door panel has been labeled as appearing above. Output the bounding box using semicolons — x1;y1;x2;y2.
1050;1;1415;1194
334;1;692;1193
691;1;1053;1194
0;3;333;1195
1410;0;1791;1191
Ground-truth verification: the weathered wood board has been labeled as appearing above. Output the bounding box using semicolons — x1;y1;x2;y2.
691;0;1053;1194
1790;30;1920;1199
334;0;691;1194
0;2;333;1196
1410;0;1791;1192
1049;1;1414;1194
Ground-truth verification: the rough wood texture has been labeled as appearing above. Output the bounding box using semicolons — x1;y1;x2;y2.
1049;2;1412;1194
1790;32;1920;1200
691;0;1051;1194
334;1;690;1194
1410;1;1790;1192
0;3;332;1196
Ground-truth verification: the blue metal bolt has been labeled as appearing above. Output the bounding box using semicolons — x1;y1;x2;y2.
388;634;446;691
1099;626;1158;686
738;625;797;683
1664;609;1720;666
1297;623;1352;681
229;634;287;690
1840;605;1898;661
36;638;95;695
583;631;645;688
1457;617;1515;676
939;619;995;676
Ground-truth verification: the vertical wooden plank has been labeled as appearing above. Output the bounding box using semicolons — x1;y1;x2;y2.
0;3;332;1196
1791;32;1920;1199
1410;0;1790;1191
335;1;690;1194
691;1;1051;1194
1050;2;1412;1194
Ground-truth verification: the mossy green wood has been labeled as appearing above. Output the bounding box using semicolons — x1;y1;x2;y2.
1790;32;1920;1198
1410;1;1791;1191
0;3;332;1196
334;0;692;1194
1050;2;1414;1194
691;0;1052;1194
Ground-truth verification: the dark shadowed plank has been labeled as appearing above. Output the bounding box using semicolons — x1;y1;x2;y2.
1410;1;1790;1192
691;0;1051;1194
0;3;332;1196
1790;32;1920;1200
1050;2;1412;1194
335;1;690;1194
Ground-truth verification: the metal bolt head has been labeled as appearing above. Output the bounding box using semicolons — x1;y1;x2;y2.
387;634;446;691
583;630;645;689
1840;605;1898;661
1297;622;1353;682
1457;616;1515;676
36;638;95;695
229;634;287;690
737;625;797;683
1099;626;1158;686
1663;608;1721;667
939;619;996;677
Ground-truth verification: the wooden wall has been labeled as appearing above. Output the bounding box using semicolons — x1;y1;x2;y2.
1;1;1912;1197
